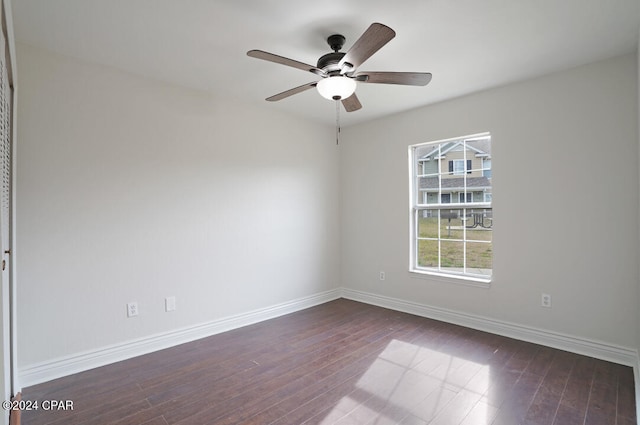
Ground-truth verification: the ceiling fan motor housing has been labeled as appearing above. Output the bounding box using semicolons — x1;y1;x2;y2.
317;34;348;74
317;52;345;73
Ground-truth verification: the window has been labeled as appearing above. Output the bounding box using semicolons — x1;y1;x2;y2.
483;159;492;178
409;133;492;282
450;159;472;175
459;192;473;203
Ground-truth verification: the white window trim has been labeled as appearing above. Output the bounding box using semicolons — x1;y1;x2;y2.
408;132;492;284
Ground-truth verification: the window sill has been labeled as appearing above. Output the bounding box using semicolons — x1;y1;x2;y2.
408;269;491;288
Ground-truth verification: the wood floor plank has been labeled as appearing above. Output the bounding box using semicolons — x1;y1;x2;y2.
20;299;637;425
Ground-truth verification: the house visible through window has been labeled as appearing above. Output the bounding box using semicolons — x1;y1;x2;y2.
409;133;492;282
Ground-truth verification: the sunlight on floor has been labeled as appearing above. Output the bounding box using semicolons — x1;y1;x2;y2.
318;339;495;424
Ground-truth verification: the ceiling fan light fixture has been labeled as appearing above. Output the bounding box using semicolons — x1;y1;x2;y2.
316;76;356;100
247;23;430;114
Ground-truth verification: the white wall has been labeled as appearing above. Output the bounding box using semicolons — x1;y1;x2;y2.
341;53;639;349
16;44;340;368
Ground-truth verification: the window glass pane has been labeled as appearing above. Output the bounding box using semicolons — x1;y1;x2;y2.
439;209;463;240
464;208;493;236
417;210;438;239
426;192;439;204
416;182;439;205
466;242;493;275
417;239;438;268
440;240;464;270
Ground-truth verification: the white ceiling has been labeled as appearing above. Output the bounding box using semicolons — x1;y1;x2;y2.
11;0;640;127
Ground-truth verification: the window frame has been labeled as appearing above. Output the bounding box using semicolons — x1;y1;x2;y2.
409;132;492;284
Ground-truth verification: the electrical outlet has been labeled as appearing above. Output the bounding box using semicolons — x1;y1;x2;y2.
165;296;176;312
541;293;552;308
127;302;139;317
379;271;385;281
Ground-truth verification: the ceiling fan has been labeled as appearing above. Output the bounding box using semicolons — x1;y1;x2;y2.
247;23;432;112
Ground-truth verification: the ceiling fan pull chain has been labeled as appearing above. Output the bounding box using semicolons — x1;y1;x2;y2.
336;100;340;145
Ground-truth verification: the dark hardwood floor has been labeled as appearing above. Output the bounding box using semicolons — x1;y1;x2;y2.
21;299;636;425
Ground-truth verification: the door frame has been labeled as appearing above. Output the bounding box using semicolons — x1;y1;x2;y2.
2;0;17;402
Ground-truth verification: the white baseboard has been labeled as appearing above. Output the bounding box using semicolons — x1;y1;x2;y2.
19;289;341;388
18;287;640;395
341;288;639;367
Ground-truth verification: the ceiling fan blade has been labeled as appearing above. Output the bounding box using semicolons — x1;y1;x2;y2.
355;72;432;86
339;23;396;71
341;93;362;112
265;81;318;102
247;50;326;76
